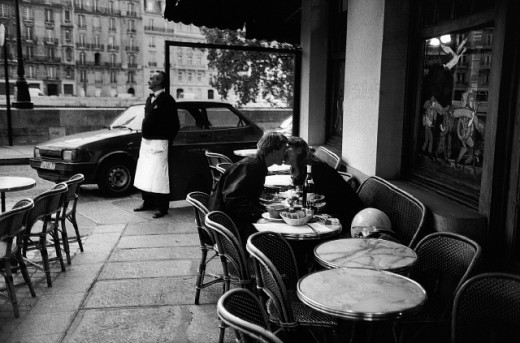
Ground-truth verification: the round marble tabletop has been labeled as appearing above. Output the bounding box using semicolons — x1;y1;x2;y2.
0;176;36;212
233;148;257;157
314;238;417;273
297;268;427;321
253;220;342;241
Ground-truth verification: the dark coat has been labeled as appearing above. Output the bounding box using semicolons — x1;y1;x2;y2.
142;92;180;141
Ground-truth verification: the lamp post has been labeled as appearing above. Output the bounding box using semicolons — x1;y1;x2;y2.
0;24;13;145
13;0;33;109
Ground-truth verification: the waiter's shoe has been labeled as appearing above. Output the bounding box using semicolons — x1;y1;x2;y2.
134;203;154;212
153;210;168;218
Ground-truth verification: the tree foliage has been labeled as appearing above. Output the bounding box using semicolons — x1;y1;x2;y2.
200;28;297;107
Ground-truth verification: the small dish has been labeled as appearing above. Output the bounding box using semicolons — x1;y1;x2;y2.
261;212;283;222
280;211;312;226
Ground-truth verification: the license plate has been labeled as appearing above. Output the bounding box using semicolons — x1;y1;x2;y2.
40;161;56;170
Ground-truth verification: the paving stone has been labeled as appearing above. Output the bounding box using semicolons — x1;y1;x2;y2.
185;305;236;343
78;201;146;225
30;293;86;314
4;333;63;343
58;262;104;280
116;234;199;249
91;223;126;234
123;221;174;235
109;246;200;261
99;260;193;279
84;277;222;308
41;277;95;295
10;311;76;337
70;251;112;265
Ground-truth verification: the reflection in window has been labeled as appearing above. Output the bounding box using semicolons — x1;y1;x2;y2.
415;27;493;198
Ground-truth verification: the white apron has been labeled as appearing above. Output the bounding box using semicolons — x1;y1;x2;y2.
133;138;170;194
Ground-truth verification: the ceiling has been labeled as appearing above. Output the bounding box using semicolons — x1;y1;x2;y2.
163;0;301;44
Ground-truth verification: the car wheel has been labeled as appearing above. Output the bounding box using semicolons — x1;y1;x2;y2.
97;157;135;197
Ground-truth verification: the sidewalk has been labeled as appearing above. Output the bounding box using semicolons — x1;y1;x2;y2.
0;145;33;165
0;190;235;342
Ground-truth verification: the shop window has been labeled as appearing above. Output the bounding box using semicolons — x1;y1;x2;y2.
407;0;495;208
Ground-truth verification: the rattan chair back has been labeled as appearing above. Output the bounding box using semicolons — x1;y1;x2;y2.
356;176;426;247
452;272;520;343
217;288;283;343
313;146;341;170
205;151;233;190
410;232;481;321
25;182;68;235
186;191;214;246
60;173;86;263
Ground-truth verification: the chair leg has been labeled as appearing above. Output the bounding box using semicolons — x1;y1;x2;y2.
17;250;36;297
60;216;72;265
218;319;227;343
52;226;66;272
70;213;84;252
194;247;209;305
40;235;53;287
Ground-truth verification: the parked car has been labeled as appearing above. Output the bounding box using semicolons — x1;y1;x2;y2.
29;101;263;199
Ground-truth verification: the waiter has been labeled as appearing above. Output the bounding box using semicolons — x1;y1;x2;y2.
133;71;180;218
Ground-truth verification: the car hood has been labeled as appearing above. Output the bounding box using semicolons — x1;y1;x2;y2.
36;128;135;149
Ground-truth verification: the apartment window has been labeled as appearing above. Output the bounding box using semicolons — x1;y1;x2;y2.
110;71;117;83
208;89;214;99
148;18;154;30
149;36;155;48
94;53;101;66
94;35;100;48
25;46;33;59
127;20;135;32
128;54;135;65
196;55;202;65
79;34;86;47
27;66;35;79
128;3;135;15
65;48;72;62
47;47;55;59
109;18;116;31
178;71;183;81
108;36;114;49
177;53;182;65
108;1;114;14
93;17;101;30
0;4;9;18
129;37;134;49
64;30;71;42
46;29;54;43
406;1;495;208
197;72;202;82
64;10;71;22
110;54;116;66
80;52;86;65
93;0;99;11
78;15;86;29
23;7;33;21
80;70;87;82
128;71;135;83
24;26;33;40
65;68;73;79
187;54;192;65
45;9;53;23
47;66;56;79
95;71;102;82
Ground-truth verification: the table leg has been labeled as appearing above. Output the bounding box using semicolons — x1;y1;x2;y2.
1;191;5;212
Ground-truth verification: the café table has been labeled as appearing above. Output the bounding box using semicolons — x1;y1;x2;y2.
314;238;417;274
297;267;426;341
253;219;341;241
233;148;256;157
0;176;36;212
264;174;292;188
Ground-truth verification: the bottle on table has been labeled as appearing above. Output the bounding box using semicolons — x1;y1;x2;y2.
302;164;315;213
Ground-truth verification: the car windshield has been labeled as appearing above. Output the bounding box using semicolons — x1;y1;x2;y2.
109;105;145;130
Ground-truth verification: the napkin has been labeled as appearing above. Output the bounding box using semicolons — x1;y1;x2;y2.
253;222;339;235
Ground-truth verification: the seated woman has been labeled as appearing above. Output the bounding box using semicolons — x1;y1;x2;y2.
285;137;364;235
208;132;288;245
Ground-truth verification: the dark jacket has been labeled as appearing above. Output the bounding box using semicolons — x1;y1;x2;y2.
142;92;180;141
293;157;364;233
209;154;267;243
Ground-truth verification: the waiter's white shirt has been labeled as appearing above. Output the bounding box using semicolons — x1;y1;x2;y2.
133;88;169;194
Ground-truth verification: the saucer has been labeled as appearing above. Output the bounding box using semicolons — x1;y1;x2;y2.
261;212;283;222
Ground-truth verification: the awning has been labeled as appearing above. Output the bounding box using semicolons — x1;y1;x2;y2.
164;0;301;45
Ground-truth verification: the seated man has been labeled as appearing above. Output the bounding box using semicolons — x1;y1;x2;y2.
285;136;364;234
209;132;288;244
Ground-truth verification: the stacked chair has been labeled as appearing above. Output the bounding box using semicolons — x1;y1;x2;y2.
451;272;520;343
313;146;341;170
217;288;284;343
396;232;482;342
22;182;68;287
246;231;337;342
0;199;36;317
185;191;224;305
204;150;233;191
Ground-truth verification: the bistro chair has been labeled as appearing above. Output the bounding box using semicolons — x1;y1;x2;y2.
185;191;224;305
246;231;337;342
452;272;520;343
338;171;356;190
356;176;427;248
22;183;68;287
396;232;482;343
217;288;284;343
59;173;85;265
313;147;341;170
205;211;254;343
216;162;232;176
205;150;233;191
0;199;36;318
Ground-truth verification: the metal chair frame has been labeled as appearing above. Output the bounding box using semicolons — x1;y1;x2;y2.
0;199;36;317
452;272;520;343
356;176;427;248
217;288;284;343
313;146;341;170
22;183;68;287
59;173;85;265
186;191;224;305
205;150;233;191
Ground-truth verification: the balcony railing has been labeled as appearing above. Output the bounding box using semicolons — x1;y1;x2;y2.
76;42;88;49
125;46;139;52
44;38;59;45
107;45;120;51
127;63;138;68
92;44;104;51
126;29;136;34
31;56;61;63
144;26;175;33
126;11;137;17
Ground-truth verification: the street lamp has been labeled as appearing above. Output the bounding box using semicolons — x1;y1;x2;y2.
13;0;33;109
0;24;14;145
